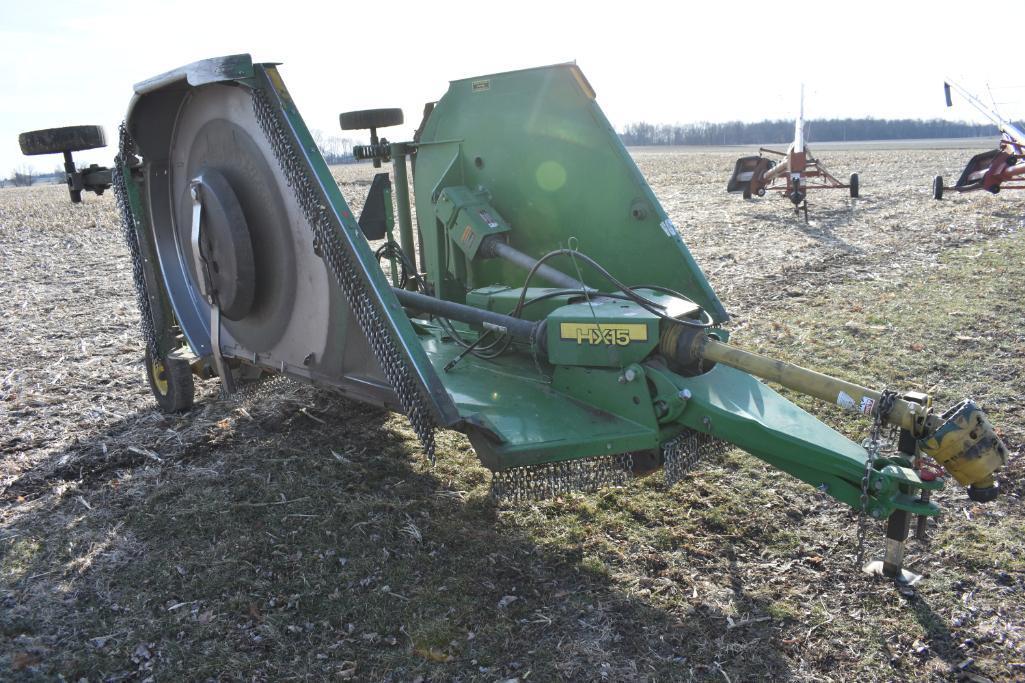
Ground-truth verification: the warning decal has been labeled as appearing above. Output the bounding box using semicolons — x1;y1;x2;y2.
836;391;856;410
560;322;648;346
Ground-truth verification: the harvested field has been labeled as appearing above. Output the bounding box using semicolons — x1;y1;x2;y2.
1;145;1023;681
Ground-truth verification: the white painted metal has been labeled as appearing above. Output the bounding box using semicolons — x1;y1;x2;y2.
945;78;1025;145
793;84;806;153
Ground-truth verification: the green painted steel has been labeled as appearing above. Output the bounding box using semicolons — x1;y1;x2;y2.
395;63;939;516
117;56;951;520
414;324;660;470
412;63;727;321
653;364;943;517
546;300;660;367
380;181;401;287
390;145;417;278
435;186;511;288
123;160;176;357
465;286;574;321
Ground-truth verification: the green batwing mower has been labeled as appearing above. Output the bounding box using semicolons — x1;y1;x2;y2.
20;55;1009;582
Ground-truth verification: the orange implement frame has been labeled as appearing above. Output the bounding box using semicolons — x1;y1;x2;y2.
727;145;858;221
933;136;1025;199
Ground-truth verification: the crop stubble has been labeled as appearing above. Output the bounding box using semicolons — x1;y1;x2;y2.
0;147;1022;681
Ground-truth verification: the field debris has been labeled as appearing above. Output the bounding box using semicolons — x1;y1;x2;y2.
1;146;1023;680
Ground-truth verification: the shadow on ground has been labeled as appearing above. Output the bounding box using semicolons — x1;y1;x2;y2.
1;386;794;681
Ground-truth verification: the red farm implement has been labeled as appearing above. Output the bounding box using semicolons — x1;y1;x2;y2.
933;80;1025;199
727;87;858;220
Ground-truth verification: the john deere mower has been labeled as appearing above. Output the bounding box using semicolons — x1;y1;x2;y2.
20;55;1008;582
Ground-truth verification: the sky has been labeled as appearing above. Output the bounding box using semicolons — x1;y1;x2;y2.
2;0;1022;174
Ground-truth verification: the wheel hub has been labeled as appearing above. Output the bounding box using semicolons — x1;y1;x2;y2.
191;167;256;320
150;358;169;395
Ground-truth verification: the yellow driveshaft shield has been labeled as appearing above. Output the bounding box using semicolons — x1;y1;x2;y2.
918;400;1007;490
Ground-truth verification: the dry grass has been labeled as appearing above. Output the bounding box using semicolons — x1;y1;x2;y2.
1;146;1022;681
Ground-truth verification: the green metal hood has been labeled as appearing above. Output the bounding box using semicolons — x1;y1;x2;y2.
413;63;728;321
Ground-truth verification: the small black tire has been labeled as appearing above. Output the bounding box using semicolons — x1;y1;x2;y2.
933;175;944;200
145;349;194;413
742;187;752;200
849;173;860;198
19;125;106;156
339;108;404;131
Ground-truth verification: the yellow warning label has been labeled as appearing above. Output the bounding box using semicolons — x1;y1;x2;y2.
265;67;293;105
559;322;648;346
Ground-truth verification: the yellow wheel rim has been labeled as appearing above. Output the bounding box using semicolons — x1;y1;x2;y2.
150;358;169;395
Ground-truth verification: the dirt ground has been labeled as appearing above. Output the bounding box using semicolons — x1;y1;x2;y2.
1;145;1022;681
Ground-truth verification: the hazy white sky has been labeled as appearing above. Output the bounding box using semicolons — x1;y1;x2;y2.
3;0;1021;173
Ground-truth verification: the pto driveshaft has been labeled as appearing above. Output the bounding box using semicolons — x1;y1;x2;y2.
661;326;1008;500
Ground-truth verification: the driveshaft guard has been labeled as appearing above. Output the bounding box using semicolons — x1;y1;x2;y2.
918;400;1007;492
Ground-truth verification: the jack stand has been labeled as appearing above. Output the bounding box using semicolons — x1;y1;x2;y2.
863;509;922;584
915;490;931;541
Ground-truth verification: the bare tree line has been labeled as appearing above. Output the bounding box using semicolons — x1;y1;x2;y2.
620;118;1016;146
5;165;40;187
311;129;360;165
8;118;1008;188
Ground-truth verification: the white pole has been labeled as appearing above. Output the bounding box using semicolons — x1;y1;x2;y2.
793;84;806;152
945;79;1025;144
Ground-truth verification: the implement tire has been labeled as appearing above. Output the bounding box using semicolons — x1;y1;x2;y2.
19;125;106;156
339;108;404;131
145;349;194;413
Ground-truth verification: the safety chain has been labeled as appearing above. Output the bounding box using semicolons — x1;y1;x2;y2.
663;429;730;487
112;122;160;363
490;453;634;502
855;389;897;567
226;373;303;407
251;87;438;463
218;371;286;403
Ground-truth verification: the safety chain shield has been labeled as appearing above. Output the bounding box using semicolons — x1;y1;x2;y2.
250;87;438;463
490;453;634;502
226;373;297;406
663;429;730;487
112;122;160;363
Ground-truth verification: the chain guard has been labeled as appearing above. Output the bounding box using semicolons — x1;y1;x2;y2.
663;429;730;487
490;453;634;502
250;85;439;462
112;123;160;362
